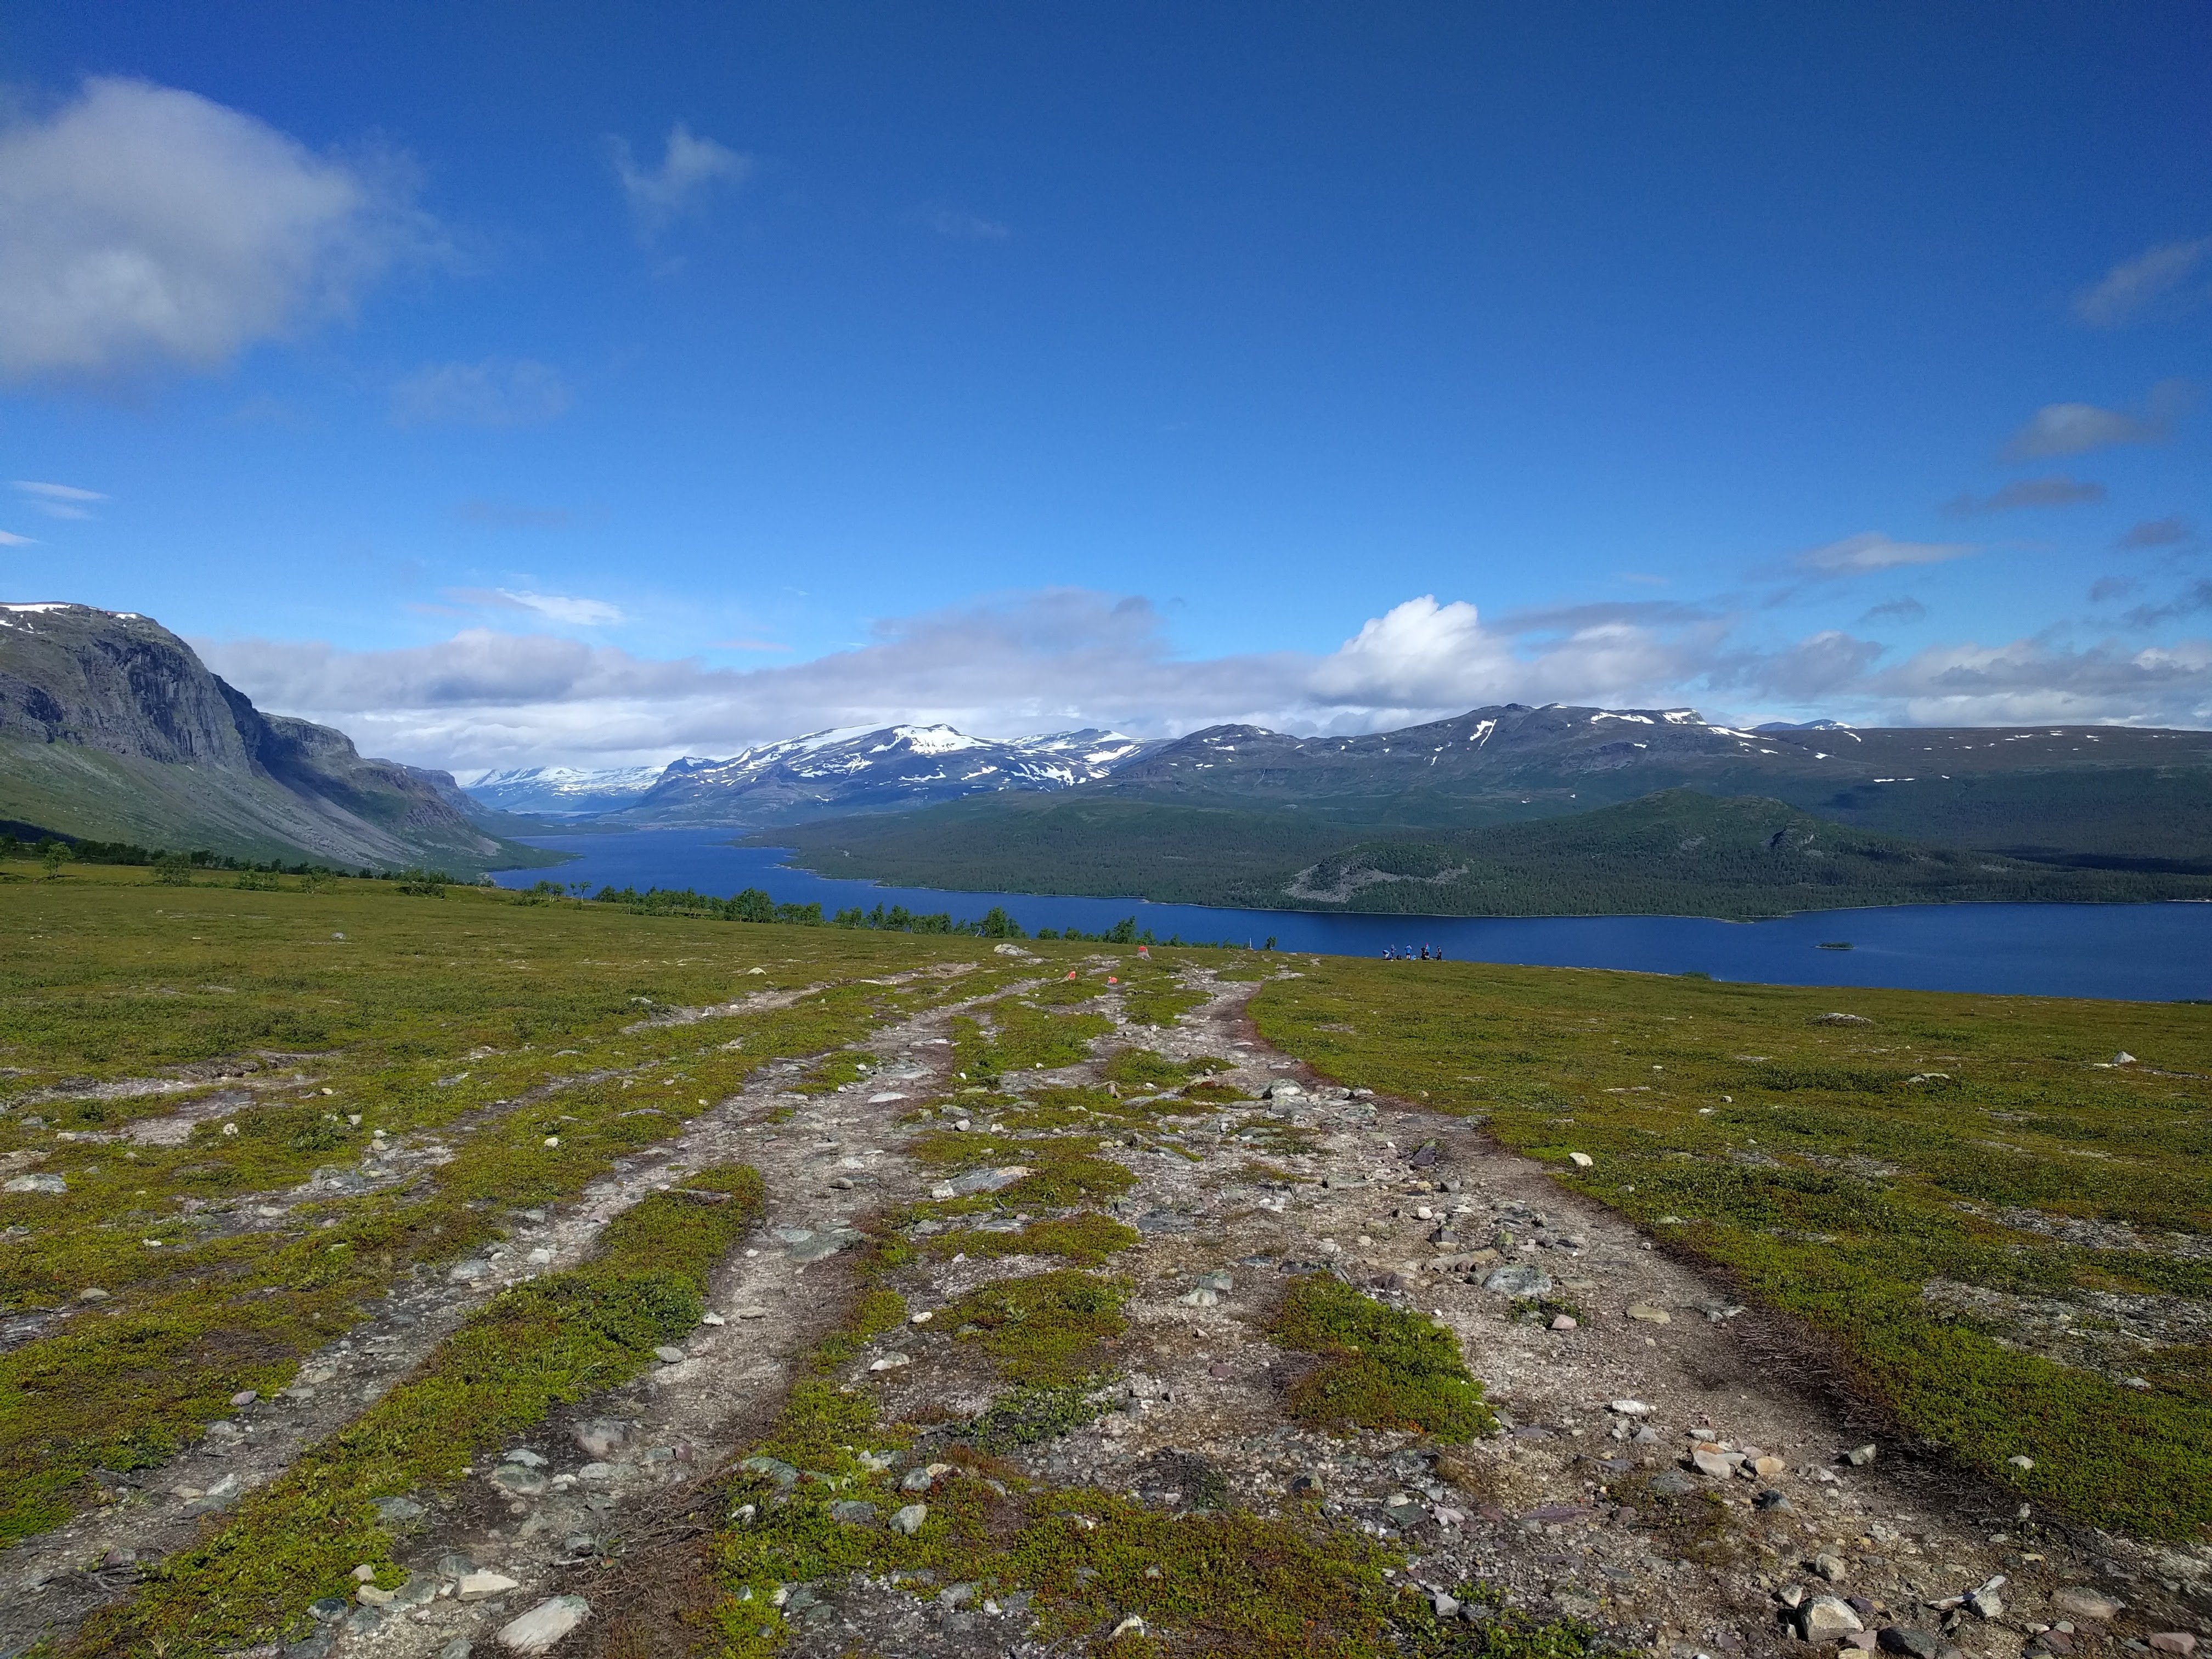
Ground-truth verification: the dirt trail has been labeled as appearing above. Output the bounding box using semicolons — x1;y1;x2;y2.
14;963;2204;1659
0;977;999;1659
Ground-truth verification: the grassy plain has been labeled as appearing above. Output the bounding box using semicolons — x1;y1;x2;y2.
1251;956;2212;1537
0;862;1027;1548
9;860;2212;1658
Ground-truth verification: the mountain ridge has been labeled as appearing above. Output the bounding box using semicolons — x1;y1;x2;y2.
0;603;556;874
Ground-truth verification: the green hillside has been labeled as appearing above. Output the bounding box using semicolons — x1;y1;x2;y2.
759;786;2212;917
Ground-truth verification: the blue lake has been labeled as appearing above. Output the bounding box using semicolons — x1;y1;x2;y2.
496;828;2212;1003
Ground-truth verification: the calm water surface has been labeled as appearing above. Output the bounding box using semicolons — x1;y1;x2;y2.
498;828;2212;1002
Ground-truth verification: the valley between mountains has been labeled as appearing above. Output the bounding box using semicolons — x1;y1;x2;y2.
3;871;2208;1659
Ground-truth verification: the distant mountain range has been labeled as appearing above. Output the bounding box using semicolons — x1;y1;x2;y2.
0;604;555;875
462;725;1158;827
757;701;2212;912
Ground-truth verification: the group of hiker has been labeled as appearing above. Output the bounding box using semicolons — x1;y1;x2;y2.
1382;943;1446;960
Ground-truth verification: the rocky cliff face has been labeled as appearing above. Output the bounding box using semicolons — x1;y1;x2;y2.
0;602;520;871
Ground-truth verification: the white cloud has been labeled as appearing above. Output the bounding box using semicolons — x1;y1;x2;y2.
2074;238;2211;328
2001;379;2193;460
12;479;107;520
0;529;38;546
450;588;625;627
1798;532;1976;573
610;122;749;239
194;585;2212;771
392;358;572;427
0;77;429;381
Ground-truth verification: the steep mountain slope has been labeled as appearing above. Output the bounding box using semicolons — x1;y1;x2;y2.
595;724;1155;827
0;603;554;873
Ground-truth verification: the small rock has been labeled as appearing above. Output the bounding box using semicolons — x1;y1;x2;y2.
1843;1443;1877;1466
503;1448;548;1468
2051;1589;2121;1621
573;1419;631;1459
651;1345;686;1364
701;1312;725;1325
890;1503;928;1535
437;1641;473;1659
830;1499;880;1525
459;1572;521;1602
1177;1288;1220;1307
1607;1400;1654;1417
2113;1052;2136;1065
496;1595;591;1655
1878;1629;1941;1658
1549;1313;1577;1330
1691;1445;1740;1479
2147;1636;2196;1656
1966;1588;2004;1620
229;1389;258;1407
353;1565;379;1582
1195;1270;1234;1292
1626;1303;1671;1324
309;1595;351;1622
1481;1263;1551;1298
1109;1615;1147;1639
1813;1012;1875;1026
1648;1469;1697;1497
740;1455;799;1488
373;1496;425;1523
1753;1454;1787;1479
3;1173;66;1194
1800;1596;1865;1640
867;1352;912;1370
1755;1489;1791;1511
2006;1454;2034;1470
1814;1552;1847;1582
1567;1152;1594;1167
490;1465;548;1497
357;1585;397;1607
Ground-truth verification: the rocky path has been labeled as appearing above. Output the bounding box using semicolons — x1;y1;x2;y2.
13;959;2206;1659
0;974;996;1659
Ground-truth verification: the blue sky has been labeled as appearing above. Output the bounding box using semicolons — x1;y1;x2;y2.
3;2;2209;771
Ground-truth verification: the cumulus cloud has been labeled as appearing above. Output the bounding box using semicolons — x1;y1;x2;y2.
0;77;428;381
1939;475;2104;515
2117;516;2194;550
2001;379;2193;460
12;479;105;520
194;586;2212;772
610;122;749;239
2074;238;2211;328
1868;635;2212;726
1798;532;1976;573
392;358;571;427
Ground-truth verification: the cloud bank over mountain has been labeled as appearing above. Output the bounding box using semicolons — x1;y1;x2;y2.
197;587;2212;772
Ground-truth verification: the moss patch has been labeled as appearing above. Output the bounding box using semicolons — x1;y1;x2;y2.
1269;1274;1494;1442
72;1166;766;1658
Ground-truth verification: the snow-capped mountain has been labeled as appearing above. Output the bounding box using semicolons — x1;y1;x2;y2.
460;763;676;816
457;725;1159;827
608;724;1158;826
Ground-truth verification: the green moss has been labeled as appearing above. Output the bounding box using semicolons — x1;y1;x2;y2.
925;1211;1140;1266
1099;1047;1232;1090
966;1376;1118;1451
1269;1274;1494;1442
72;1166;766;1659
1251;956;2212;1538
942;1269;1131;1384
